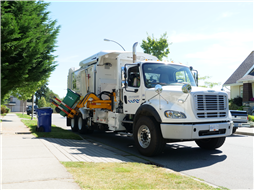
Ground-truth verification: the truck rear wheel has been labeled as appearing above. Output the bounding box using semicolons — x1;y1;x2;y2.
70;116;78;132
78;115;93;134
134;116;165;157
195;137;226;150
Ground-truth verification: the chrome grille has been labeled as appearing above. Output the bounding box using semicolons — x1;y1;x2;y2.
194;95;227;118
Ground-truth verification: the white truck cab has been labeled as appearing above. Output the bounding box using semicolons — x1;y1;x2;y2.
66;43;233;156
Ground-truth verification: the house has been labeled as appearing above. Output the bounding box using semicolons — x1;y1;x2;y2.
223;51;254;112
6;96;27;112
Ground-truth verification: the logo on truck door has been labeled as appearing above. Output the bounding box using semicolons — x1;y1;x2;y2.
127;96;140;103
128;99;140;103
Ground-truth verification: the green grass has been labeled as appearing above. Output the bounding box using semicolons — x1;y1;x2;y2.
1;113;7;116
62;162;221;189
16;113;36;120
21;119;82;140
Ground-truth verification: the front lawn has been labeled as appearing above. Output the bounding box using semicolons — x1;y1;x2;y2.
62;162;221;189
21;118;82;140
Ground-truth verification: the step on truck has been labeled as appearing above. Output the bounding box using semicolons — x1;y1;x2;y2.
53;42;233;157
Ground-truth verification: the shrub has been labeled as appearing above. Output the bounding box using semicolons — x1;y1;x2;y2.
229;102;240;110
6;107;10;113
1;105;10;114
248;115;254;122
232;96;243;107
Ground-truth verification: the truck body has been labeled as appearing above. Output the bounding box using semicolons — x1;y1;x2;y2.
63;46;233;156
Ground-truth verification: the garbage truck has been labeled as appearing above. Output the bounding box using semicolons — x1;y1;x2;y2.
52;42;233;157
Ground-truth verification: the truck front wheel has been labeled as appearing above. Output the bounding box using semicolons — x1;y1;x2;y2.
134;116;165;157
70;116;78;132
195;137;226;150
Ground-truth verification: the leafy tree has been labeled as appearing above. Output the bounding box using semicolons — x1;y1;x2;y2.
35;83;49;105
45;89;60;102
11;80;46;114
34;83;60;112
141;32;170;61
198;76;221;88
1;1;60;102
38;97;47;108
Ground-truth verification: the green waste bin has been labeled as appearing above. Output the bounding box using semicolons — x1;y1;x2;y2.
60;89;80;117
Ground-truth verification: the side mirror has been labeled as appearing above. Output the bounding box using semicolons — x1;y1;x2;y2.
155;84;163;94
182;83;192;93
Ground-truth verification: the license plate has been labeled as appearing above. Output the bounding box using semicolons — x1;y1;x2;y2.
210;124;219;131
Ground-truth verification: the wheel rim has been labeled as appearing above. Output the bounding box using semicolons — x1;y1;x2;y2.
137;125;151;148
78;117;82;130
71;118;75;129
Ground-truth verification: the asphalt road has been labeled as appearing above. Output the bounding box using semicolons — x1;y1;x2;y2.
52;113;254;189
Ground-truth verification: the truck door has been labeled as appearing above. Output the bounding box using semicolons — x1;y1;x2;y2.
123;65;142;114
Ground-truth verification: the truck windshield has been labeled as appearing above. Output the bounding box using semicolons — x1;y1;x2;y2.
142;63;196;88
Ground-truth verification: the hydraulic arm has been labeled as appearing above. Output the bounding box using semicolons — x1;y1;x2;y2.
52;91;116;119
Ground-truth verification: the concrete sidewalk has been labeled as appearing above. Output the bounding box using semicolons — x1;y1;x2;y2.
0;114;136;189
235;126;254;136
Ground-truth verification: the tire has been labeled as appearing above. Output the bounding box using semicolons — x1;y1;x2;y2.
66;118;71;126
195;137;226;150
133;116;165;157
78;115;93;134
70;116;78;132
55;107;61;113
232;127;237;134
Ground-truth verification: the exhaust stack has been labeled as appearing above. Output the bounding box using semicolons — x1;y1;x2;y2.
133;42;138;63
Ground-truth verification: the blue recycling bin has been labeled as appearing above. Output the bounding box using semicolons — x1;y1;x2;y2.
36;107;53;132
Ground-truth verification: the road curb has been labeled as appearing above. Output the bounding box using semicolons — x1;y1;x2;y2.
235;131;254;136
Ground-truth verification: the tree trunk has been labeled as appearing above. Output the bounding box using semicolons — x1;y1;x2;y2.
31;95;34;120
22;101;24;115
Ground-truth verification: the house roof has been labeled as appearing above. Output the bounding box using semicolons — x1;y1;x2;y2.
237;75;254;83
224;51;254;86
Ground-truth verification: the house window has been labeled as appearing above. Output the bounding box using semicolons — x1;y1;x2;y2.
240;85;243;98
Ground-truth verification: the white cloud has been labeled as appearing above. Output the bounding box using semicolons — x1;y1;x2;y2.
55;55;80;63
221;12;234;18
185;43;251;65
169;29;253;66
169;30;253;44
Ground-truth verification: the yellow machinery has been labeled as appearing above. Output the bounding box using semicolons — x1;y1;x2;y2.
52;91;116;119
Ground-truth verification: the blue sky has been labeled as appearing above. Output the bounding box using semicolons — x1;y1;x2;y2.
45;0;253;98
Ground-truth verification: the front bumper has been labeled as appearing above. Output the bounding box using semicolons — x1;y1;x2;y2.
160;121;233;140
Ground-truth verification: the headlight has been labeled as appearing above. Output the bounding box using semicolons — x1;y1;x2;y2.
164;110;186;119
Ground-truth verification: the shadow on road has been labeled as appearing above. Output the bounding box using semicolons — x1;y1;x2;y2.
1;119;13;122
154;143;227;172
80;131;227;172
